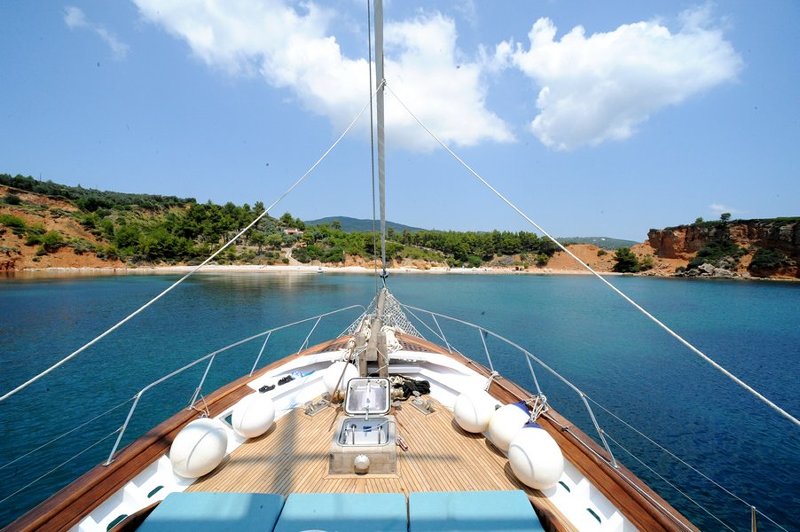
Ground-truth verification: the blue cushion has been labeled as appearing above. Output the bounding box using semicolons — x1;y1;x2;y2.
273;492;407;532
137;492;285;532
409;490;544;532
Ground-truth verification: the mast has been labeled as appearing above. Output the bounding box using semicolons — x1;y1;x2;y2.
374;0;388;280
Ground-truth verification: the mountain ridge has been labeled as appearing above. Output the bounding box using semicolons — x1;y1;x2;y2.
304;216;423;233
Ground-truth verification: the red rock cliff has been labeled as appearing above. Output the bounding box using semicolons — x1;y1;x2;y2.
647;219;799;278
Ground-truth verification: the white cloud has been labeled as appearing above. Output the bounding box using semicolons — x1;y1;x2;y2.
132;0;512;151
64;6;130;60
506;6;742;150
64;6;87;28
383;13;513;150
710;203;739;215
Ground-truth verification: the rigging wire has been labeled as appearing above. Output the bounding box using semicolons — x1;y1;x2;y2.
0;94;377;403
374;0;388;282
384;83;800;430
587;396;788;531
0;396;134;471
603;432;737;531
0;427;121;507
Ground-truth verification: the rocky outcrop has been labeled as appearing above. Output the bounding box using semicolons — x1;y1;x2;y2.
677;262;736;278
648;219;799;279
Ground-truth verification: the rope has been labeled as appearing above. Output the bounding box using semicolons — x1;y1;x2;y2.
526;394;548;421
190;394;210;417
385;84;800;430
0;94;375;403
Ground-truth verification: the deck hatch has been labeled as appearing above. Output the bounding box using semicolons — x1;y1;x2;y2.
344;377;390;416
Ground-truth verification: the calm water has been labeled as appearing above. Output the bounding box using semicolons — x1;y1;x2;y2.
0;273;798;530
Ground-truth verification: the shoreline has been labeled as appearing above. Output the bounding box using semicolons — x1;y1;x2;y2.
6;263;620;277
3;263;796;282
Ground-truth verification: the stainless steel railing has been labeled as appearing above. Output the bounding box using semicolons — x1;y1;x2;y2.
105;304;364;464
399;303;619;468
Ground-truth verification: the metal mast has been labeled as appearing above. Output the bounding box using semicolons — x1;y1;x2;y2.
374;0;388;280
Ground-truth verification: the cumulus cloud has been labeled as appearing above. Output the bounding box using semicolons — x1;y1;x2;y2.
131;0;512;151
64;6;130;59
505;6;742;150
383;14;513;150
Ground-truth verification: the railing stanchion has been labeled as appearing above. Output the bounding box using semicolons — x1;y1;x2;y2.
431;315;451;353
299;317;322;353
478;328;494;373
580;392;618;468
189;354;216;408
524;352;543;395
250;331;272;375
105;393;141;465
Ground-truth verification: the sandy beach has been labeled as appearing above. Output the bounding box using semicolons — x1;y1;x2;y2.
8;263;624;278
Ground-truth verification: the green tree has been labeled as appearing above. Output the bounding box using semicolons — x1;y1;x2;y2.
613;247;640;273
250;231;267;253
720;212;731;222
114;224;142;253
40;230;65;252
266;233;284;250
694;217;704;224
280;212;294;226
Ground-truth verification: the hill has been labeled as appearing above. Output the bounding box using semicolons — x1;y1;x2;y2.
306;218;638;251
0;175;556;271
304;216;423;233
0;173;193;211
2;173;797;279
558;236;638;250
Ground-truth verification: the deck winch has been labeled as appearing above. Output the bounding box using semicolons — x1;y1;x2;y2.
329;377;397;475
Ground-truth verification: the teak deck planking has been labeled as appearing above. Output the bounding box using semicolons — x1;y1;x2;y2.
188;397;572;529
189;400;514;494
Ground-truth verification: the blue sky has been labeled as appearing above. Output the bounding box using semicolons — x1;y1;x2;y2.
1;1;798;240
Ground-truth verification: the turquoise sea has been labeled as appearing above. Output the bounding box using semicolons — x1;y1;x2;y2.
0;272;798;530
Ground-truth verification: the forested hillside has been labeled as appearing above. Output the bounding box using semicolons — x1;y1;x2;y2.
0;174;559;271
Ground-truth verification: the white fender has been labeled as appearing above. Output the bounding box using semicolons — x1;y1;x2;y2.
508;425;565;490
231;392;275;438
486;402;529;452
170;418;228;478
453;389;496;433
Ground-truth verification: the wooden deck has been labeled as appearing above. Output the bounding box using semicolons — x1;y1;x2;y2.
188;398;569;527
191;399;527;495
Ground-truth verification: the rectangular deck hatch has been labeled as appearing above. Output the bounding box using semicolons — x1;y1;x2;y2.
344;378;390;416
